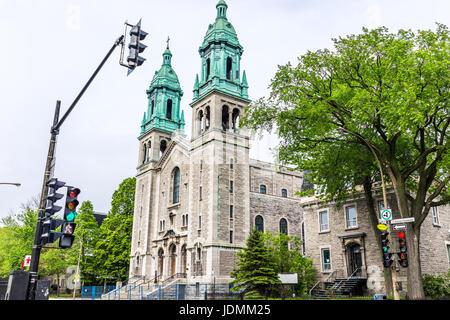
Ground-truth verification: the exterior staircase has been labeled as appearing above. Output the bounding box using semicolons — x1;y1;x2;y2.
309;268;366;300
101;274;187;300
312;277;366;299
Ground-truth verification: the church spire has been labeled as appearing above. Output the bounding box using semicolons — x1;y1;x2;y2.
192;0;249;103
216;0;228;20
162;36;172;66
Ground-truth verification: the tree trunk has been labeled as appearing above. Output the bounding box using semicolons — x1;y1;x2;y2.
406;224;425;299
389;172;425;299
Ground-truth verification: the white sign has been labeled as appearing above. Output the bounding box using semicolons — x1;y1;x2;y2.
24;255;31;267
380;209;392;221
391;217;415;224
278;273;298;284
393;224;406;230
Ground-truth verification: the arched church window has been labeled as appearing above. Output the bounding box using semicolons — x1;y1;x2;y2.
205;106;210;130
151;100;155;116
206;58;211;79
222;105;229;131
172;167;180;204
226;57;232;80
166;99;173;120
255;215;264;233
198;110;204;134
232;108;239;133
280;218;288;235
147;142;151;162
142;143;147;164
160;139;167;158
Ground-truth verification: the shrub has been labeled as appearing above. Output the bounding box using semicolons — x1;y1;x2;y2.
422;272;450;298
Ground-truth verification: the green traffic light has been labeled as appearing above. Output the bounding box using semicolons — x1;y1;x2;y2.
66;211;78;222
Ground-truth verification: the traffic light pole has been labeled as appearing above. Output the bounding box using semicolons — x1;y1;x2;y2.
27;100;61;300
376;150;400;300
26;35;125;300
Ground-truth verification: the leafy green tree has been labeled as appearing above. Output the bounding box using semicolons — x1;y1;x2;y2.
241;24;449;299
93;177;136;283
230;228;281;299
40;247;70;296
0;206;38;276
263;232;316;297
68;200;100;285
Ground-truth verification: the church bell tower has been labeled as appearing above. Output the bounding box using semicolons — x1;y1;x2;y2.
188;0;251;283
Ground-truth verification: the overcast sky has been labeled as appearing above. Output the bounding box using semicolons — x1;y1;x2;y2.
0;0;448;222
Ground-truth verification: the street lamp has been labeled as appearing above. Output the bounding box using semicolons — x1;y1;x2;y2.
0;182;21;187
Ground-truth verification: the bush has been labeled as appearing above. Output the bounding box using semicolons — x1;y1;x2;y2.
422;272;450;298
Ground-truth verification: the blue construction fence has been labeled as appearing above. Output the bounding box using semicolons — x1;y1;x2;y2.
81;285;116;300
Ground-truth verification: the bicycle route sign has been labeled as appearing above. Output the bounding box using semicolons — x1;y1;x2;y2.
381;209;392;221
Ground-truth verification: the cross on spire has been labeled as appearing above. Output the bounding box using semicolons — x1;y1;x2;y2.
166;36;170;49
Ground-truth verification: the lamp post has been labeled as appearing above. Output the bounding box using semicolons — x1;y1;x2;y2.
337;127;400;300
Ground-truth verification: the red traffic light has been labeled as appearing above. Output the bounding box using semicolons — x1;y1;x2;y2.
397;232;405;239
69;188;80;198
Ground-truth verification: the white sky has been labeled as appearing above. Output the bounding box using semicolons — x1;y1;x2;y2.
0;0;449;221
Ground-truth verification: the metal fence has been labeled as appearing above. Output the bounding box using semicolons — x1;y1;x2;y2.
101;283;236;301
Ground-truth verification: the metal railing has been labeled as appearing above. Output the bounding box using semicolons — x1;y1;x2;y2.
331;267;361;295
309;269;340;296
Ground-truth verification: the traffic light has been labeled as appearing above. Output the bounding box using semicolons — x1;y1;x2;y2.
127;19;148;75
45;178;65;216
59;221;76;249
64;187;81;222
380;232;393;267
397;232;408;268
41;178;66;245
41;218;65;245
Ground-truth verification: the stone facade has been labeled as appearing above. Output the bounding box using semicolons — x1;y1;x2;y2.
301;189;450;295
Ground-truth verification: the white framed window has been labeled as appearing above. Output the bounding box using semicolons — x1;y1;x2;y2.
318;209;329;232
345;204;358;229
432;207;440;225
321;247;332;272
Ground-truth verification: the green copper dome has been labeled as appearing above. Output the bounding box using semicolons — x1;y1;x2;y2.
199;0;242;51
148;47;182;93
140;43;184;137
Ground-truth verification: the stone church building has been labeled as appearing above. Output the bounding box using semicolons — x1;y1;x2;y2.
129;0;449;296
